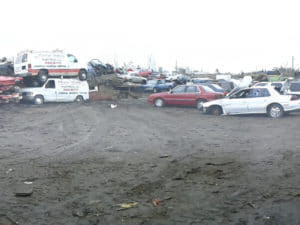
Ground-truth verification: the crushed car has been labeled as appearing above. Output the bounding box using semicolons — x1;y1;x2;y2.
0;76;22;103
0;57;14;76
202;86;300;118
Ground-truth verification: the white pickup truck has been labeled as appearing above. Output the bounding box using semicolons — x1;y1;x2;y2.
20;78;89;105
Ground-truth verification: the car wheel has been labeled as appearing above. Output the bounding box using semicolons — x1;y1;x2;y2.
268;103;284;118
75;95;84;103
79;70;87;81
38;70;48;83
196;99;206;110
153;88;158;93
154;98;165;107
34;95;44;105
210;105;222;116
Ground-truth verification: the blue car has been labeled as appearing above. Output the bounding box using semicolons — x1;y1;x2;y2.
141;79;175;93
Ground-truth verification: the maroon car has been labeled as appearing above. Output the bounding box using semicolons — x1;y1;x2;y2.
148;84;224;109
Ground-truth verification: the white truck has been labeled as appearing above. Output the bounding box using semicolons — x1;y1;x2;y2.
14;50;88;83
20;78;89;104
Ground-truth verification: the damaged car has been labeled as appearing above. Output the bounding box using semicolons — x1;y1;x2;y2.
202;86;300;118
149;84;224;109
140;79;175;93
0;57;14;76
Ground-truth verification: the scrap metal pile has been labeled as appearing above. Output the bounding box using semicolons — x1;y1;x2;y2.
0;76;22;103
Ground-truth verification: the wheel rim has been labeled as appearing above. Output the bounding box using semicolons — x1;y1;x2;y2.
212;107;221;115
270;106;281;118
35;97;43;105
81;73;87;80
155;99;163;107
197;101;204;109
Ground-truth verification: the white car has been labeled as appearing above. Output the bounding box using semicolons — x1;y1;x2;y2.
202;86;300;118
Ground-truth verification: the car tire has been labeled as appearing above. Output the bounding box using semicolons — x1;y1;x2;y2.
210;105;222;116
38;70;48;83
268;103;284;118
75;95;84;103
79;70;87;81
196;99;206;110
34;95;44;105
154;98;165;107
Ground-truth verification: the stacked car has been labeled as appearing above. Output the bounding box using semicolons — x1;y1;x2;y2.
0;76;22;103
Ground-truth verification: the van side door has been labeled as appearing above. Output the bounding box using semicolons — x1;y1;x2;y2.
43;80;57;102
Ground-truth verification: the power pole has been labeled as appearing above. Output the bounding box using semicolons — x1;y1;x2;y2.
292;56;294;72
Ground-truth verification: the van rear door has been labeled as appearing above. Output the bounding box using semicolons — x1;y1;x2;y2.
20;54;29;74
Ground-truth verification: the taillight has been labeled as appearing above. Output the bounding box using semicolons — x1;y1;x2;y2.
291;95;299;101
28;64;32;69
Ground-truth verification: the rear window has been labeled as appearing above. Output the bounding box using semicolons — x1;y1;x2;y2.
290;83;300;92
201;85;214;93
22;54;28;63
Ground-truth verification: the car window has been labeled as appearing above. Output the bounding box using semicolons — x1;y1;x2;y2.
209;84;224;92
201;85;214;93
185;86;197;93
271;83;282;88
67;54;78;63
232;89;249;98
22;54;27;63
45;80;55;89
290;83;300;92
255;83;267;87
172;86;186;93
246;88;270;97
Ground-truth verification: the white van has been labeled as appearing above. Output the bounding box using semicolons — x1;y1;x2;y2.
14;50;88;83
20;78;89;104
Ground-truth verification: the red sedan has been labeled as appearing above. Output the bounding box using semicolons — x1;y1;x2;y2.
148;85;224;109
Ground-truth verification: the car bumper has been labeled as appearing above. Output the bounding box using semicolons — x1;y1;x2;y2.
283;101;300;111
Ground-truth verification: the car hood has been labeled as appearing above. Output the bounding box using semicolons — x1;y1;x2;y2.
203;98;226;107
20;87;42;92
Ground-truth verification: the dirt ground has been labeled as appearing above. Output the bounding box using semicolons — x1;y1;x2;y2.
1;96;300;225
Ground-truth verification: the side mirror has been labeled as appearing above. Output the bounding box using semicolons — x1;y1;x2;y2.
169;90;173;94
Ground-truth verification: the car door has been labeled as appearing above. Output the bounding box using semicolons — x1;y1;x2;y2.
165;85;186;105
67;54;78;71
246;88;271;113
222;89;250;114
183;85;201;106
43;80;57;102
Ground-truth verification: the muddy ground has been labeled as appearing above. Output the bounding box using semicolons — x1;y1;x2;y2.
0;96;300;225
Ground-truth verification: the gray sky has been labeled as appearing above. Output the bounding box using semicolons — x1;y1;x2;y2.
1;0;300;73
